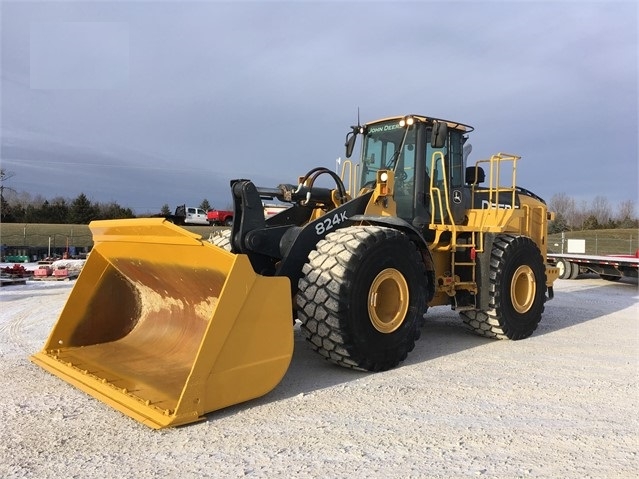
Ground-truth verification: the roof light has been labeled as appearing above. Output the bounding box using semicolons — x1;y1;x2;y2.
399;116;415;128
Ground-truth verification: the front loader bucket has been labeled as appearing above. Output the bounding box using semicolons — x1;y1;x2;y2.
31;219;293;429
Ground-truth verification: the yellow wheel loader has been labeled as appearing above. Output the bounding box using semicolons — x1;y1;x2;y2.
32;114;559;428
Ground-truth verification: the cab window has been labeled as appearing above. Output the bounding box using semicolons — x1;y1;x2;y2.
425;129;464;188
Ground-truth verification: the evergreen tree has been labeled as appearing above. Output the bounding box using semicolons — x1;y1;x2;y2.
582;214;600;230
97;202;136;220
48;198;70;224
0;194;16;222
69;193;99;224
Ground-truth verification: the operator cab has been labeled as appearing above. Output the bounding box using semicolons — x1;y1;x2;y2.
346;115;475;227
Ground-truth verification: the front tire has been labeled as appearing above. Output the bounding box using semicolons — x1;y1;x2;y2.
461;234;546;340
296;226;429;371
209;229;232;251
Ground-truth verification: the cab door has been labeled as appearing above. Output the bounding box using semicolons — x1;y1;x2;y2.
187;208;208;225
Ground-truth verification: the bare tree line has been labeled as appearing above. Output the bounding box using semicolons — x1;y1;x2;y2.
548;193;638;233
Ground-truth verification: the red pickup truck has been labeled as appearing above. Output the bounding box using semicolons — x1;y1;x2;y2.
207;208;233;226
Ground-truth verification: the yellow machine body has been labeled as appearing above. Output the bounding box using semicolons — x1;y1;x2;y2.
31;219;293;429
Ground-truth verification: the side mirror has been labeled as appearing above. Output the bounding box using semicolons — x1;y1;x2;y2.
345;127;358;158
431;120;448;148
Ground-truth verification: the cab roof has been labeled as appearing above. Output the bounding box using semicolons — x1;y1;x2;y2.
366;114;474;133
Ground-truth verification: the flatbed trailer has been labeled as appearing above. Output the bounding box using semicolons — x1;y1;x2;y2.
548;251;639;281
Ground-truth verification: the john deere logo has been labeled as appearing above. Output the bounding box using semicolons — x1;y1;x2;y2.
453;190;462;204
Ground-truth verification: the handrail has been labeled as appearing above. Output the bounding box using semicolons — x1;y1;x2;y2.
472;153;520;210
428;151;459;252
429;151;455;228
339;159;356;197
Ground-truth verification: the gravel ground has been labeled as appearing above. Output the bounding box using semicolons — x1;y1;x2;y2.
0;274;637;478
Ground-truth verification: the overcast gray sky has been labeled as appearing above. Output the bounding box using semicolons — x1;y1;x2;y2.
1;0;637;214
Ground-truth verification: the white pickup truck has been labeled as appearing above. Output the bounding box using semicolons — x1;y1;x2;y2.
156;205;209;226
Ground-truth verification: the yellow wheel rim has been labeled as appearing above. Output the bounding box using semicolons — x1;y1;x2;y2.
368;268;409;333
511;265;536;314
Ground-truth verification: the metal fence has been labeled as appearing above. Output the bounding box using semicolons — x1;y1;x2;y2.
549;232;639;256
0;225;93;262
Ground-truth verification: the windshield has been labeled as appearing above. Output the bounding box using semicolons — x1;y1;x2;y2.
360;120;416;188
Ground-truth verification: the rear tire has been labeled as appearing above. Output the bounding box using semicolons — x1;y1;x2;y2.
569;262;580;279
224;217;233;226
556;258;572;279
296;226;428;371
461;234;546;340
